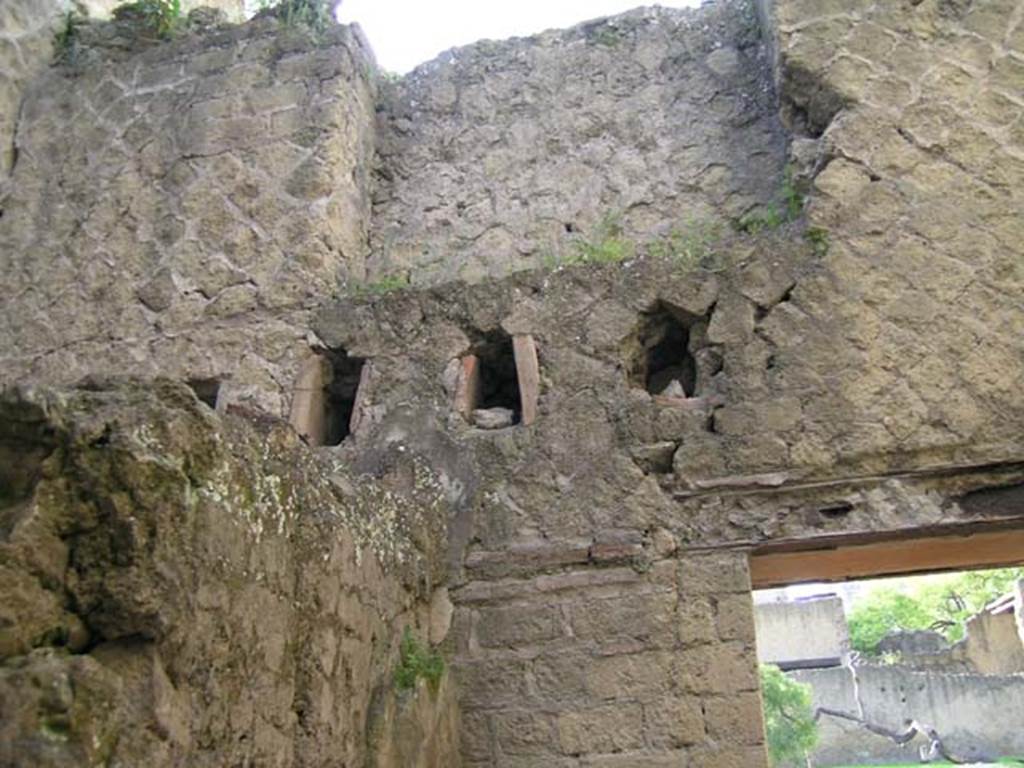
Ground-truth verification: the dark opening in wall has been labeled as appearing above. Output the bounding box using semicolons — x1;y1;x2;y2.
323;348;366;446
474;331;522;425
627;303;699;397
187;378;221;409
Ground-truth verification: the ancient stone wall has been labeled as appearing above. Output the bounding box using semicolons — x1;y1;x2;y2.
0;0;1022;765
370;0;787;285
316;255;1024;766
793;664;1024;764
0;381;459;767
763;0;1024;473
0;15;376;416
961;608;1024;675
313;0;1024;762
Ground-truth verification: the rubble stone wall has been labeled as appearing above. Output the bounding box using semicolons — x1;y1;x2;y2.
0;16;377;416
371;0;787;286
0;382;459;768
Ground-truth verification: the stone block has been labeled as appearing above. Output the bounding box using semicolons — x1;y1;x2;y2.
476;603;564;648
571;593;677;648
531;652;591;703
557;703;644;756
456;659;530;709
643;697;705;748
586;652;675;701
702;692;765;746
582;751;690;767
492;710;557;756
678;554;751;596
715;593;756;643
464;712;495;765
678;597;717;647
677;643;758;695
685;744;770;768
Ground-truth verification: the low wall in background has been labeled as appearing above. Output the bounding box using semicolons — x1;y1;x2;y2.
792;665;1024;765
755;596;849;669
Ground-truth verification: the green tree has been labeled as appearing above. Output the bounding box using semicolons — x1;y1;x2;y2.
915;567;1024;642
847;567;1024;653
760;664;818;767
847;587;935;653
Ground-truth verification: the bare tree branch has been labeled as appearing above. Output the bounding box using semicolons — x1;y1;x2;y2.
813;708;967;764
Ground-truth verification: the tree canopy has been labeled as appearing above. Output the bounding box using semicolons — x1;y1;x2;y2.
847;566;1024;654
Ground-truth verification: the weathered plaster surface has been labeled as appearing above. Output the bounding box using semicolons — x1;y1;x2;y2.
0;0;65;179
0;16;376;416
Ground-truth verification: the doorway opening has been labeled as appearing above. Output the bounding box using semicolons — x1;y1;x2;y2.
751;531;1024;768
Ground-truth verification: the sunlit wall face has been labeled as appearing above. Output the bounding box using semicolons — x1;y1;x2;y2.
337;0;703;73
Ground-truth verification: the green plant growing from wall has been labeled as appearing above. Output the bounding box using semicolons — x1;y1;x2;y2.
394;627;444;692
569;213;635;265
804;226;830;257
112;0;184;40
647;216;727;271
760;664;818;767
352;273;408;297
53;10;84;65
590;25;623;47
262;0;337;35
737;165;808;234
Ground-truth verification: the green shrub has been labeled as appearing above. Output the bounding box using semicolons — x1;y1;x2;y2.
264;0;337;35
760;664;818;767
847;588;935;653
394;627;444;692
847;567;1024;653
112;0;184;39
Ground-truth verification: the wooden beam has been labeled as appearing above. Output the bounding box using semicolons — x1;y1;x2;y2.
288;354;330;446
750;528;1024;589
513;334;540;426
453;354;480;421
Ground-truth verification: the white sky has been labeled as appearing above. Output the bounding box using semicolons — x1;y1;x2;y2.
338;0;703;74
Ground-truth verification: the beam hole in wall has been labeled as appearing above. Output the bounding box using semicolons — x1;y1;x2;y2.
288;348;367;447
474;331;522;426
818;502;854;520
626;301;711;398
323;348;366;446
454;331;541;429
187;378;221;409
